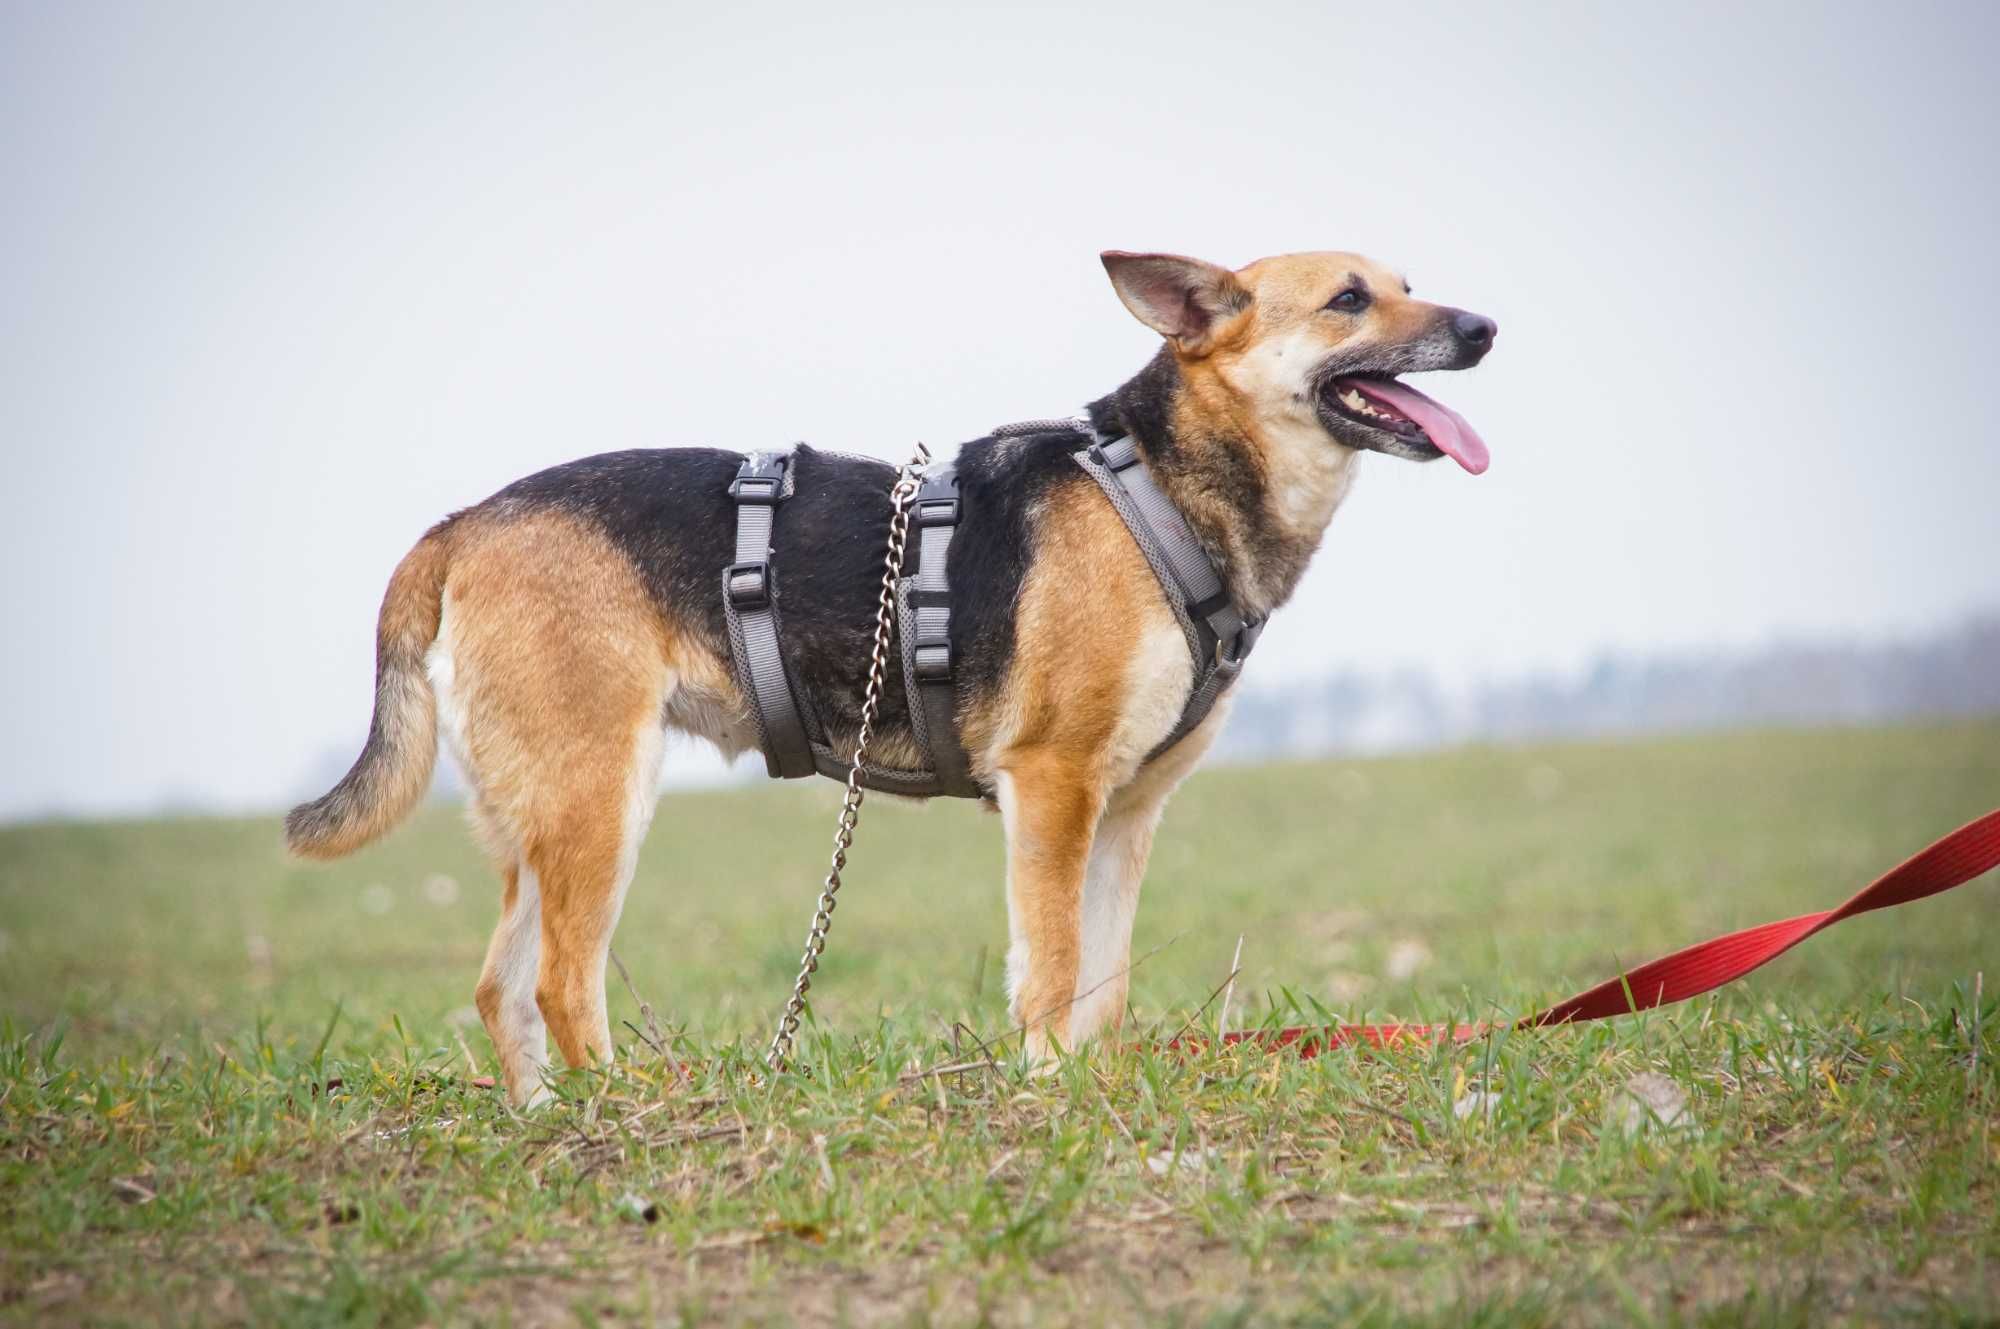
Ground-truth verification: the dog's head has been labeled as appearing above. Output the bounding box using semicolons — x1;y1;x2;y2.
1101;250;1495;475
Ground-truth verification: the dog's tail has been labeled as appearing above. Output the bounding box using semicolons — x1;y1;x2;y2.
285;524;454;860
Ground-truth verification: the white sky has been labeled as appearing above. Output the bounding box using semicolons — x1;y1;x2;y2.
3;2;1997;820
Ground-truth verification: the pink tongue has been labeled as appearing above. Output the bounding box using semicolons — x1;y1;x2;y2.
1351;378;1490;475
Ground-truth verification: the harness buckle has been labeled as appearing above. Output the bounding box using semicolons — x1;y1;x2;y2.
725;561;773;610
1090;440;1145;474
729;454;789;505
728;475;782;505
914;495;960;527
913;642;953;682
1218;617;1264;667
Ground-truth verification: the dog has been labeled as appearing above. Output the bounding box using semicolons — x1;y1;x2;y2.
286;250;1497;1104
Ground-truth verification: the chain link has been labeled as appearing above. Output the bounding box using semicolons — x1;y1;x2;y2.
764;442;931;1072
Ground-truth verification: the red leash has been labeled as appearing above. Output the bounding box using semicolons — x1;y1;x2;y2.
1185;807;2000;1058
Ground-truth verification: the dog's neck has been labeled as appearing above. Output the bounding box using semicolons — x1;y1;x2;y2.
1089;349;1357;620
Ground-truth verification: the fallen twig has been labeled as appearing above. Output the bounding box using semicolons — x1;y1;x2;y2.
897;1057;999;1084
1165;965;1245;1050
608;947;668;1058
1968;970;1985;1112
1094;1081;1138;1148
1218;934;1245;1035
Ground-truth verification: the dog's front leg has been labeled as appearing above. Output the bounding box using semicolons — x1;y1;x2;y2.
1067;719;1220;1047
1068;791;1163;1046
995;749;1107;1065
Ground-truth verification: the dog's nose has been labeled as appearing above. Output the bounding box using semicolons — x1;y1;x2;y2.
1452;311;1498;349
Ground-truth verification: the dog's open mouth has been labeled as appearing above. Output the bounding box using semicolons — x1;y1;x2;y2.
1322;375;1490;475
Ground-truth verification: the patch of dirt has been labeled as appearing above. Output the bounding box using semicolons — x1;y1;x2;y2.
455;1216;1996;1328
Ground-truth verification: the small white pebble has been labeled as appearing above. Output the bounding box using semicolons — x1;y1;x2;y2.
244;934;273;976
1384;940;1432;981
1454;1090;1502;1120
1145;1147;1217;1177
1325;971;1370;1002
1616;1072;1694;1135
617;1192;661;1224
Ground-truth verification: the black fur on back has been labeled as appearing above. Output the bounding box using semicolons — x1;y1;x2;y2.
478;433;1102;764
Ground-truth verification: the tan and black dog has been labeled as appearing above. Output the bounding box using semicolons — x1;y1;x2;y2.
287;250;1497;1104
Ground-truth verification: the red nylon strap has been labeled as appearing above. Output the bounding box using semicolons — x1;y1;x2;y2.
1190;807;2000;1059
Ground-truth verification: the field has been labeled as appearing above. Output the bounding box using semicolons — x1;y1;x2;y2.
3;722;1998;1326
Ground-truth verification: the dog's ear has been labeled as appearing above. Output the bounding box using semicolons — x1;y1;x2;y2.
1100;251;1250;355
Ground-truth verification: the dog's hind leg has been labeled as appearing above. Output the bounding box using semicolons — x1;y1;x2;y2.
472;844;550;1102
445;621;556;1104
526;714;665;1073
434;508;676;1104
468;711;664;1104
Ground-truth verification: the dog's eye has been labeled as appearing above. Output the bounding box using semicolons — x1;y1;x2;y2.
1325;288;1369;313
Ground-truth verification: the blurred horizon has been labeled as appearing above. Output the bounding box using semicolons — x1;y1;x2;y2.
4;2;1998;822
9;606;1988;827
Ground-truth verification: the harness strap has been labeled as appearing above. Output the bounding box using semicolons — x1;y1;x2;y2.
1068;426;1262;760
723;452;815;779
901;467;979;797
725;424;1254;793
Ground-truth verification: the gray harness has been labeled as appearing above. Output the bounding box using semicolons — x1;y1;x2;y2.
721;418;1261;799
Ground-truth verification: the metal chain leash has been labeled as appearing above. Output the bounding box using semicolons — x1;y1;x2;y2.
764;442;931;1072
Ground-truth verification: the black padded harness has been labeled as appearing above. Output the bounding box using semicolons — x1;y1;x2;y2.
721;419;1260;799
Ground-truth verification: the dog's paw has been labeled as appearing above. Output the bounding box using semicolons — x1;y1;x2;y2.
1020;1029;1069;1077
501;1078;556;1112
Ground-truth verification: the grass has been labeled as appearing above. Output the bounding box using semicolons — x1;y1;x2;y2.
2;721;1997;1325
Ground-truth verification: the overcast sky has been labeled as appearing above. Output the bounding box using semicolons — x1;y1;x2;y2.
3;2;1997;820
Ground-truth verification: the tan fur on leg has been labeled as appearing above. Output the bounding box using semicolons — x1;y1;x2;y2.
427;509;677;1101
527;809;628;1070
997;754;1106;1063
